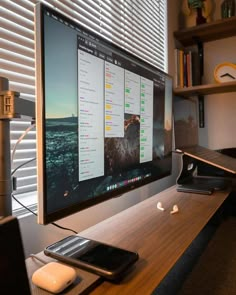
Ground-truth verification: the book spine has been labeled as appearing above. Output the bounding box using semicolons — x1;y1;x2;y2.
183;52;188;87
179;49;184;88
186;51;192;87
174;48;179;88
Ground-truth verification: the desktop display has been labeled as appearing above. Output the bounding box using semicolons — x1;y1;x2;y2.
35;3;173;224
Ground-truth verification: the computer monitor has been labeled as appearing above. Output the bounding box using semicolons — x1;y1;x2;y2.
35;3;173;225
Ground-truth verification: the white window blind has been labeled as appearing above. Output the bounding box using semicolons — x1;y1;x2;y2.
0;0;167;212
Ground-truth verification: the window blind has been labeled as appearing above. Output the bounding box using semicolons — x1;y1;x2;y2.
0;0;167;211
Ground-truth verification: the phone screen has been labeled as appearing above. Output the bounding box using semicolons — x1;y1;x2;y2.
78;243;137;270
45;236;139;275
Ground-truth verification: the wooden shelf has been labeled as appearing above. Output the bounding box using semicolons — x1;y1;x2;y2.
174;15;236;126
174;81;236;97
174;16;236;46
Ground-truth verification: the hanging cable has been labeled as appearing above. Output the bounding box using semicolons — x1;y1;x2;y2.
11;122;36;167
11;157;36;176
12;192;78;234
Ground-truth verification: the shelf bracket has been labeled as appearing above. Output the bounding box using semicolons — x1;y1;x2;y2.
198;95;205;128
192;37;204;76
193;37;205;128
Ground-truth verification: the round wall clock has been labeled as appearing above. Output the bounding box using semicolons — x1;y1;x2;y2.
214;62;236;83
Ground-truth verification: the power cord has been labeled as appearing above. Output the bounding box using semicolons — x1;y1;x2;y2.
29;254;47;265
11;157;36;177
11;121;36;167
11;193;78;234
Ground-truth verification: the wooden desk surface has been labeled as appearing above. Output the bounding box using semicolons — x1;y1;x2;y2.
80;186;229;295
27;186;229;294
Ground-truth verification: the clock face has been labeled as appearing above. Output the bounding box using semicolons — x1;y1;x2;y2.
214;62;236;83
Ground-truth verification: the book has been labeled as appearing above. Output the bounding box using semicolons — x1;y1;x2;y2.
174;48;200;88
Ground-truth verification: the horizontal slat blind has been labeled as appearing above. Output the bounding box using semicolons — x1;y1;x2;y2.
1;0;167;211
10;120;37;196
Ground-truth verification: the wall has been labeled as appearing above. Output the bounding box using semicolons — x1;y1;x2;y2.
200;37;236;149
19;0;180;257
198;1;236;149
176;1;236;150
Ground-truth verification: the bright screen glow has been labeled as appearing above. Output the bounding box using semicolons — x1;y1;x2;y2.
35;4;173;224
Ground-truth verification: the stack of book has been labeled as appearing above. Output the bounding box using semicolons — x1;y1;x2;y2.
174;48;200;88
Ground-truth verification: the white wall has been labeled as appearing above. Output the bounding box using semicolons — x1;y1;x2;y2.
199;36;236;149
19;0;180;258
198;1;236;149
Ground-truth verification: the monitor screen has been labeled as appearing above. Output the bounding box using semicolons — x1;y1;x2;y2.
173;96;198;150
35;3;173;224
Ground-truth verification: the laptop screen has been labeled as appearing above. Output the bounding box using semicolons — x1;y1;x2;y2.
173;96;236;175
173;96;198;150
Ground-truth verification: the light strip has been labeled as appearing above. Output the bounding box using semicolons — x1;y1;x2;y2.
0;69;35;81
0;27;34;44
10;81;35;90
1;6;34;26
1;39;34;54
4;0;34;16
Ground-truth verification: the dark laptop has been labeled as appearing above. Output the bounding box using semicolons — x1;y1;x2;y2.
173;96;236;194
174;96;236;175
0;216;31;294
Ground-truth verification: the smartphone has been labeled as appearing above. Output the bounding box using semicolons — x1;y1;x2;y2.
44;235;139;280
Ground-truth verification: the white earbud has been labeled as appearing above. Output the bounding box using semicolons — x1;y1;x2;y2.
157;202;165;211
170;204;179;214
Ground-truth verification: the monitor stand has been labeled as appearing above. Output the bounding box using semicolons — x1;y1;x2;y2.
176;154;232;195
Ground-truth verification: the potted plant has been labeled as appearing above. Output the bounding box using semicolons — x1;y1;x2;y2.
181;0;213;27
189;0;207;24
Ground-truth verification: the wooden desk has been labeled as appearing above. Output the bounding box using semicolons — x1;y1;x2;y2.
27;186;230;294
